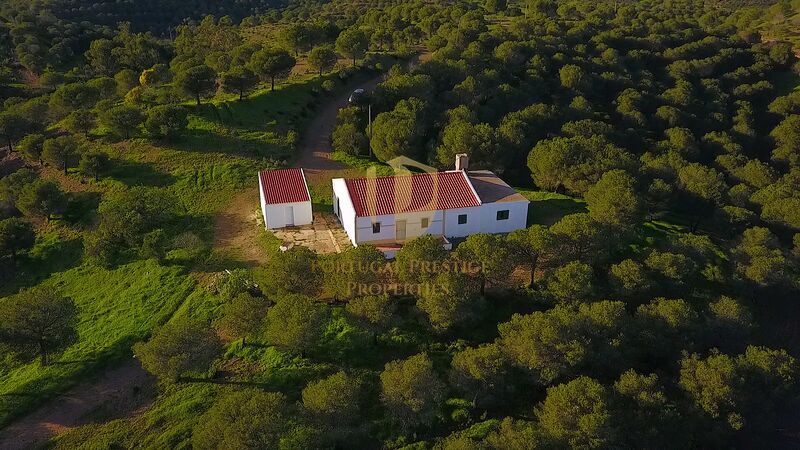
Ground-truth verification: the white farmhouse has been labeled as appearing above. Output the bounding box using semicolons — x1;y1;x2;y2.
258;168;313;229
331;155;529;256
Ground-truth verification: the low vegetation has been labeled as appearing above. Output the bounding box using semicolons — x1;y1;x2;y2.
1;0;800;448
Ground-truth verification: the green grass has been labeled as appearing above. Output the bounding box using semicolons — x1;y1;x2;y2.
329;151;394;174
2;62;392;442
173;70;372;159
52;382;220;450
169;161;259;214
240;23;282;45
0;260;215;428
515;189;696;250
1;226;84;297
47;310;358;449
516;188;588;226
86;68;378;218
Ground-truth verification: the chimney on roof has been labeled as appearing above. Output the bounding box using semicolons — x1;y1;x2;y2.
455;153;469;171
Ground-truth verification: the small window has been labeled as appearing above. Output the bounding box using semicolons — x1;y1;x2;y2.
458;214;468;225
421;217;429;228
497;210;510;221
372;222;381;233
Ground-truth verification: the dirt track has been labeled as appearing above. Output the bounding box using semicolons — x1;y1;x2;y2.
213;57;423;261
294;50;429;172
212;187;268;265
0;52;430;449
0;359;154;450
293;72;385;172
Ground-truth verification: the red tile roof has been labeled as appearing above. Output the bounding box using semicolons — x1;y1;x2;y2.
259;168;310;205
344;171;481;217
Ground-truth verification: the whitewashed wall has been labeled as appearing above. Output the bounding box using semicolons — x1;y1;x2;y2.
264;200;312;229
354;210;444;244
259;176;269;227
331;177;529;245
443;200;529;238
332;178;357;244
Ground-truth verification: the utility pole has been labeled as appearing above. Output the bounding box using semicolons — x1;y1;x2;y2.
368;102;373;159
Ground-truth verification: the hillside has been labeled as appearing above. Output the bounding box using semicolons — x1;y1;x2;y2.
723;0;800;48
4;0;289;31
1;0;800;448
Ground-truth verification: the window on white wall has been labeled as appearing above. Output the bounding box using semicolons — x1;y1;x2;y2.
497;210;510;220
372;222;381;233
421;217;429;228
458;214;467;224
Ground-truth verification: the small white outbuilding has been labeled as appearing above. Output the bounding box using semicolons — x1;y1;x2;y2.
258;168;313;229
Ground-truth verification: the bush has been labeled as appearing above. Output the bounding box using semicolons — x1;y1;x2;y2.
321;79;336;93
332;123;368;156
133;318;222;382
145;105;188;140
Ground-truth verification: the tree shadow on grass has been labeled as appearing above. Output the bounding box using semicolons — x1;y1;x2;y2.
106;160;176;187
0;237;83;296
199;251;259;272
169;127;291;160
64;191;101;227
526;198;588;226
197;77;329;131
50;359;101;366
181;377;272;389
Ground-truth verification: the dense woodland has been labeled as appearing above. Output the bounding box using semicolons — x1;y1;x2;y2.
1;0;800;448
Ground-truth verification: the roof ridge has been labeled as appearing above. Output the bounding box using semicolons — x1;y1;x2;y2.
342;170;481;217
344;170;460;182
460;170;483;206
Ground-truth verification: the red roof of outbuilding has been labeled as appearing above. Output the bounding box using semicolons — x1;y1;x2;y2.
344;171;481;217
259;168;310;205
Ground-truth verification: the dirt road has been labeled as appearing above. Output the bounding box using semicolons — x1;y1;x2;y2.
0;52;431;450
294;50;429;172
293;74;385;172
211;63;403;261
0;359;154;450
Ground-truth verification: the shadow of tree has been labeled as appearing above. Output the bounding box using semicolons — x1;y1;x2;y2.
0;237;84;296
195;76;330;132
64;192;101;227
106;159;176;187
168;127;291;160
526;198;588;226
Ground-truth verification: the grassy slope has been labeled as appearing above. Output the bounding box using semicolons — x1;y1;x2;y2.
0;260;217;428
516;188;588;226
517;188;687;248
727;0;800;47
44;120;702;450
0;68;379;429
50;309;365;449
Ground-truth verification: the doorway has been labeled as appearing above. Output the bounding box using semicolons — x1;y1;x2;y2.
396;220;407;241
285;205;294;226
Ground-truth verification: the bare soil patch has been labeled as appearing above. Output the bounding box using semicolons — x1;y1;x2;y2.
0;359;154;450
211;188;269;266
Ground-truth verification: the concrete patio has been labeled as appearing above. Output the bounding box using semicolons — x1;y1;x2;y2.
271;212;352;254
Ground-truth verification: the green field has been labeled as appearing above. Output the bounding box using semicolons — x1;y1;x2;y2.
516;188;588;226
0;260;217;428
0;66;382;427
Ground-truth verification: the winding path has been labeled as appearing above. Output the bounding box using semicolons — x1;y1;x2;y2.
0;359;154;450
293;73;382;172
0;51;432;450
294;50;429;172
